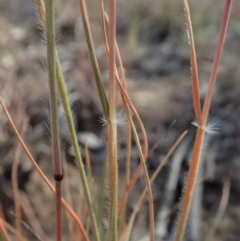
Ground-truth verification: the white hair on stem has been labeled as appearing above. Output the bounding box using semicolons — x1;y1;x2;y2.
191;119;220;135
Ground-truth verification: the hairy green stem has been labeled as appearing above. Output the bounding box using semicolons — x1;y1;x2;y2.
56;58;100;241
107;0;118;239
45;1;63;240
78;0;109;119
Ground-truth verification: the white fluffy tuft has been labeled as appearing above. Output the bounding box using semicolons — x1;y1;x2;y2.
191;119;220;135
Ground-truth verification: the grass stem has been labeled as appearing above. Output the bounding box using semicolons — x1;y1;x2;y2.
175;2;232;240
45;1;63;240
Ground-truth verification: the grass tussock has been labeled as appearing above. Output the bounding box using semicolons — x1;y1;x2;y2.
0;0;233;241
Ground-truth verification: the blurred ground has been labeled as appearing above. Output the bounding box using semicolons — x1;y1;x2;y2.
0;0;239;241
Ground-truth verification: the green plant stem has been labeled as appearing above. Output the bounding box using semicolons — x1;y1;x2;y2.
29;1;100;239
128;115;155;241
56;59;100;241
0;98;89;241
45;1;63;241
78;0;109;119
107;0;118;240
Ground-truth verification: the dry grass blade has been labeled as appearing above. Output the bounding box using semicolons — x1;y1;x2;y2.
0;205;11;241
34;1;99;239
204;180;230;241
12;117;29;241
0;97;90;241
0;219;28;241
201;0;233;124
62;159;75;241
78;0;109;119
120;131;188;241
101;10;149;211
174;1;233;240
128;117;155;241
183;0;201;125
19;191;49;241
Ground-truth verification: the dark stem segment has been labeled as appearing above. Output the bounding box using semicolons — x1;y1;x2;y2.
46;0;63;241
55;180;63;241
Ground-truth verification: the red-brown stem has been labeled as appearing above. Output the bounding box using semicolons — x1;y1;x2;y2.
175;128;205;241
0;205;10;241
55;181;63;241
108;0;116;119
183;0;202;125
201;0;232;124
0;98;90;241
175;1;232;240
12;118;28;241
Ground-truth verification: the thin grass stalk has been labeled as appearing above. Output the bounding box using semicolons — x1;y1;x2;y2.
204;180;230;241
78;0;109;119
148;120;176;155
45;1;63;240
10;212;45;241
20;191;49;241
120;131;188;241
11;118;28;241
128;116;155;241
34;1;100;239
0;206;10;241
62;159;75;241
113;19;132;228
201;0;233;124
102;9;148;161
183;0;201;125
107;0;118;240
174;2;232;240
0;98;90;241
0;225;10;241
175;128;205;241
0;219;28;241
56;58;101;241
101;11;150;213
95;160;107;241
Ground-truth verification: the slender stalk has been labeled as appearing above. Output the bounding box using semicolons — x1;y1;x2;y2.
34;1;100;240
128;116;155;241
120;131;187;241
183;0;202;125
56;58;101;241
19;191;49;241
0;206;11;241
101;11;150;211
175;2;232;240
0;219;28;241
204;180;230;241
11;118;28;241
175;128;205;241
78;0;109;119
0;98;90;241
107;0;118;240
201;0;232;125
45;1;63;240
